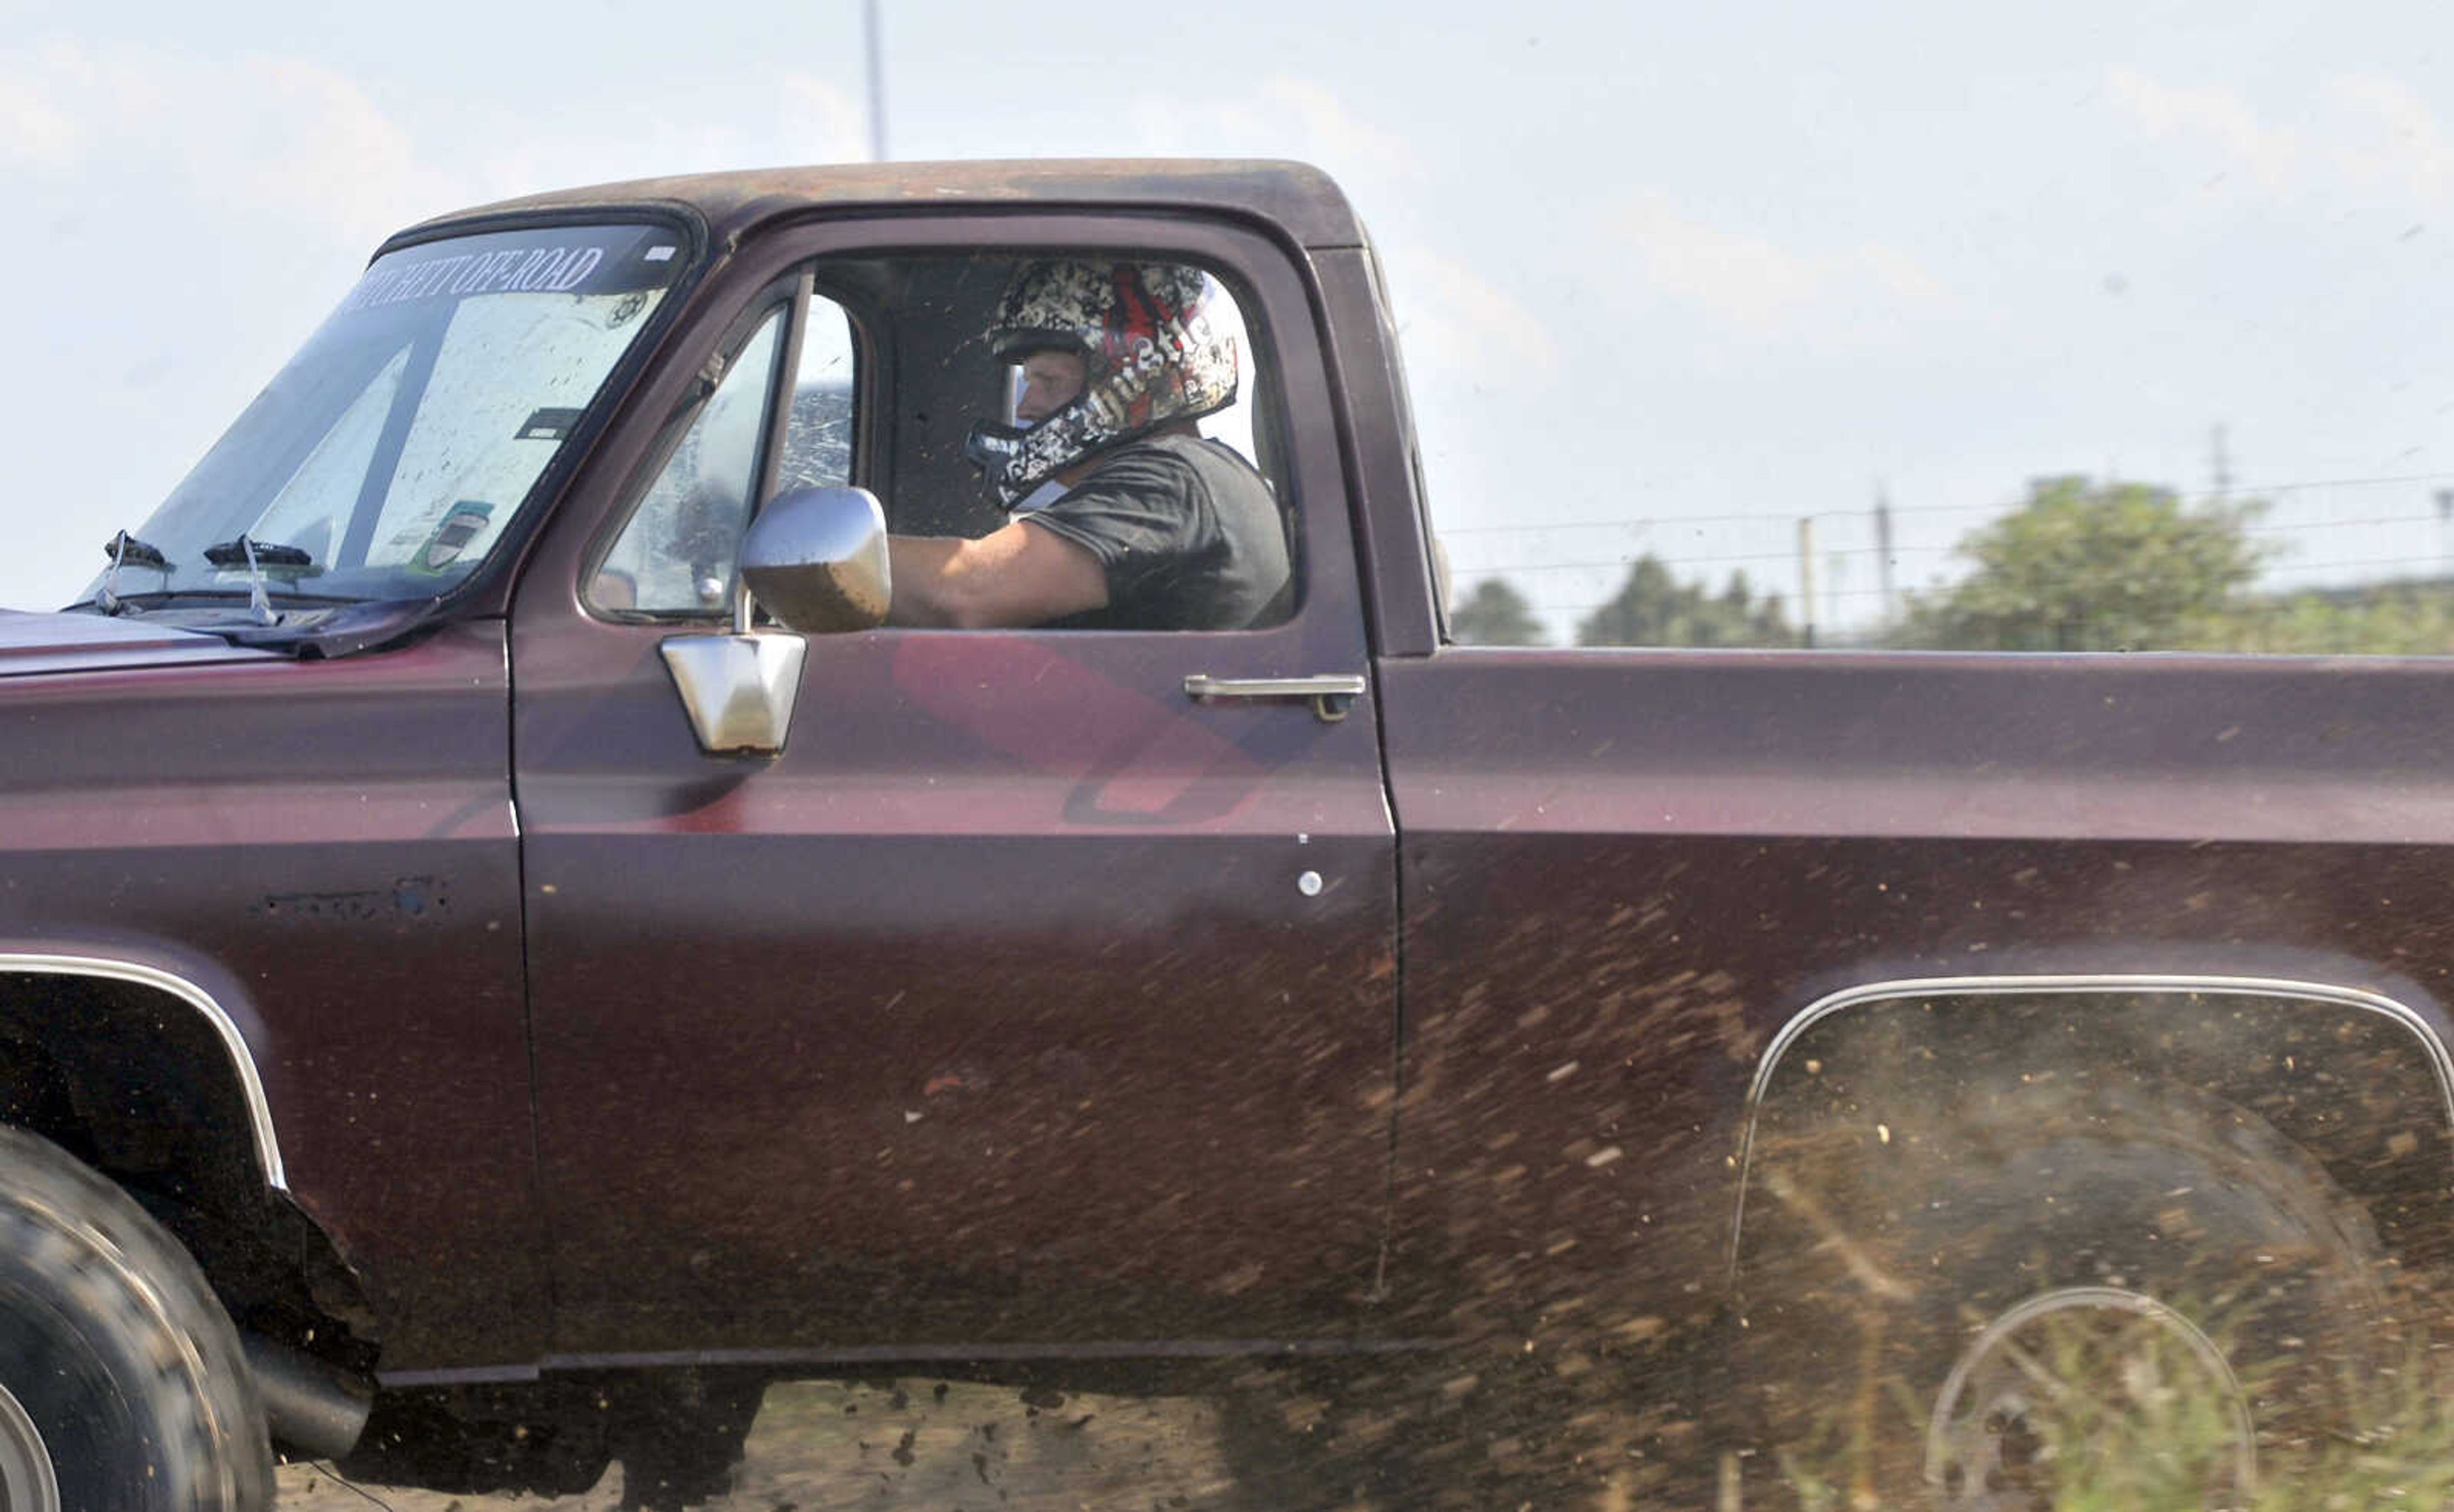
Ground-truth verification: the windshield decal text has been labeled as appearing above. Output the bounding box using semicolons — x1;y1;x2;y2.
339;244;607;312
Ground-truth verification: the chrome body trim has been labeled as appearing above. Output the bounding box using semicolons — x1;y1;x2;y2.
0;954;287;1191
376;1335;1443;1388
537;1336;1442;1374
374;1363;543;1389
1727;973;2454;1278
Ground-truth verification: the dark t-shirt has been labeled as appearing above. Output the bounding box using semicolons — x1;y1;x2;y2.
1021;433;1292;631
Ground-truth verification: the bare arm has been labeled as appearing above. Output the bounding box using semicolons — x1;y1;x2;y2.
886;518;1109;628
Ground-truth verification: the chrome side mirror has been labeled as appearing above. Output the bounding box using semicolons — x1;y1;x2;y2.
739;485;891;634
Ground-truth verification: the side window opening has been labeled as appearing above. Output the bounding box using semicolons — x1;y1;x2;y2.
589;251;1297;633
590;307;789;616
775;251;1298;632
590;290;860;619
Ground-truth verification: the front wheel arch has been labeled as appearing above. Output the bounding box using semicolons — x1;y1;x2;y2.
0;966;379;1371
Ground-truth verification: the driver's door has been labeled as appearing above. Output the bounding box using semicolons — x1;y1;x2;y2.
509;215;1398;1359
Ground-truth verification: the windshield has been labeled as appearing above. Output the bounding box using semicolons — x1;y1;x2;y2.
80;222;686;609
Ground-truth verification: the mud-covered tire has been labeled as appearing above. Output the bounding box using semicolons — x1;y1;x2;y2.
1741;1082;2410;1511
0;1126;272;1511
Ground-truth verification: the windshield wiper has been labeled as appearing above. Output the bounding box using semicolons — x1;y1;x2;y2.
96;530;173;616
203;536;316;626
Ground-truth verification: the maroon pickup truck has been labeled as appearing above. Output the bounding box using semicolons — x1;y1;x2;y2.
2;160;2448;1511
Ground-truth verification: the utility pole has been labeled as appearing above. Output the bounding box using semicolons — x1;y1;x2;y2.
2436;488;2453;582
1796;516;1817;649
2210;423;2232;500
1872;481;1897;626
863;0;888;162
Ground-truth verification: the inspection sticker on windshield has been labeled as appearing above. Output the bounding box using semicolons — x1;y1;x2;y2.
518;407;583;442
410;501;493;575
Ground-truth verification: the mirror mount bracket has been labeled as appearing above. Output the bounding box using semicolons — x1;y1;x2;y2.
658;631;807;757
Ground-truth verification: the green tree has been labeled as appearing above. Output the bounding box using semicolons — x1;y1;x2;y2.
1448;577;1549;645
2203;581;2454;655
1899;475;2271;651
1576;554;1793;647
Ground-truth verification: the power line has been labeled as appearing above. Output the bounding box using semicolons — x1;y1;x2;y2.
2241;511;2444;536
1503;560;2454;622
1451;513;2454;579
1433;470;2454;540
2239;468;2454;494
1449;544;1952;576
1463;550;2454;596
1437;500;1986;536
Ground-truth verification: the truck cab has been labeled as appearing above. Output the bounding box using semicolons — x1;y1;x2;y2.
2;160;2449;1511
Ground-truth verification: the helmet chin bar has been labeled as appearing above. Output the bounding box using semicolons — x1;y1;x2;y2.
963;419;1028;476
965;394;1106;506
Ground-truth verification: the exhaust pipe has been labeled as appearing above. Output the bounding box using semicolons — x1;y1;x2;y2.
242;1335;373;1462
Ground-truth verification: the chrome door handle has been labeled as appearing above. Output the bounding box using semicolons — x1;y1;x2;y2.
1184;673;1369;723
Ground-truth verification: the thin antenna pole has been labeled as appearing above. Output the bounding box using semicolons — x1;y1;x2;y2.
863;0;888;162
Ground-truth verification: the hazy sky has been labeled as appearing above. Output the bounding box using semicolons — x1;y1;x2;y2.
0;0;2447;638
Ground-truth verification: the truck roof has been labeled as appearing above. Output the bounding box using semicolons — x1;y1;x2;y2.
394;158;1366;255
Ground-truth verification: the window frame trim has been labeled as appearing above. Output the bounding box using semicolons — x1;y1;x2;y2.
580;279;799;623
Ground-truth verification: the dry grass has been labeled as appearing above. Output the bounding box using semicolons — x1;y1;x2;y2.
1771;1303;2454;1512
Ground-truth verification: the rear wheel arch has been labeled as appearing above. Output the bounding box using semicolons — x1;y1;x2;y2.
1729;972;2454;1277
1727;973;2454;1505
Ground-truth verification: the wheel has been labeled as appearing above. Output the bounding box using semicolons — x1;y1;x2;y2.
0;1377;61;1512
1742;1081;2410;1511
1920;1284;2257;1511
0;1127;272;1511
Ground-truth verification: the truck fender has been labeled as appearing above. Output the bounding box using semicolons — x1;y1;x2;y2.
0;951;285;1191
1727;971;2454;1281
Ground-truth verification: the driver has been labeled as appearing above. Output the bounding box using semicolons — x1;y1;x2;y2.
884;259;1290;630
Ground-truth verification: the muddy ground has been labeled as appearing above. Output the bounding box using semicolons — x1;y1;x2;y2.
276;1380;1244;1511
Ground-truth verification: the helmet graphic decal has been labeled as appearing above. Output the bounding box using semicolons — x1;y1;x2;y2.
967;259;1239;505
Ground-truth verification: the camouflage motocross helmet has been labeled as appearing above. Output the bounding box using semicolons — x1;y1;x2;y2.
962;259;1239;505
